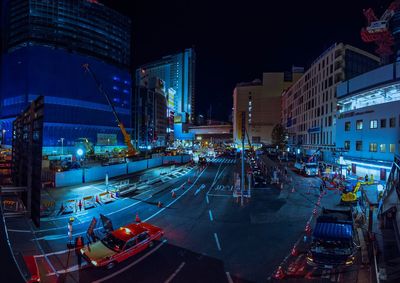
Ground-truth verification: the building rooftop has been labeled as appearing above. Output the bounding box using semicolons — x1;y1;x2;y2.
337;62;400;113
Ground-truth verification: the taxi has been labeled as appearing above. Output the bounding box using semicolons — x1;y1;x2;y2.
80;222;163;269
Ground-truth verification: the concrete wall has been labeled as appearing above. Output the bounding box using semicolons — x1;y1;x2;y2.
128;160;147;174
54;155;191;187
55;169;83;187
148;157;163;168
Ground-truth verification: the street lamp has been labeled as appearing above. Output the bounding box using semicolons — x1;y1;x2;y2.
77;148;85;183
1;129;5;145
58;137;64;155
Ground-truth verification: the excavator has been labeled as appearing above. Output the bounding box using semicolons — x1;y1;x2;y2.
340;181;362;205
83;64;137;157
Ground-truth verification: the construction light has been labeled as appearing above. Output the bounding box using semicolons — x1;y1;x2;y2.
77;149;84;156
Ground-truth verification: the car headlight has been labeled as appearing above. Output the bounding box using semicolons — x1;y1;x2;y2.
345;256;355;265
306;256;314;262
80;249;85;255
91;260;98;266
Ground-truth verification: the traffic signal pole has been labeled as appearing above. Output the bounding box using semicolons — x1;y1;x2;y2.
241;112;245;206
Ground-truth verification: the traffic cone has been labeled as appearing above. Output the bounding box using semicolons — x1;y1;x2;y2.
171;190;176;198
95;195;100;203
291;187;295;193
291;245;298;256
157;201;162;208
272;266;285;280
135;213;141;223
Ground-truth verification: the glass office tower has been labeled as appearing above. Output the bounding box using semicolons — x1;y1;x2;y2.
0;0;132;151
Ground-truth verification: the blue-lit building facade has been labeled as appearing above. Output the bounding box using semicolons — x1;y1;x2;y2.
336;62;400;180
0;0;132;153
135;49;195;142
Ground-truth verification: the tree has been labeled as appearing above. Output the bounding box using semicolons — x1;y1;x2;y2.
271;124;287;150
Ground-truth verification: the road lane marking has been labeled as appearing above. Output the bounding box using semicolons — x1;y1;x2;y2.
143;166;207;222
206;195;209;204
164;262;186;283
194;184;206;196
214;233;221;251
92;239;167;283
208;210;214;221
226;272;234;283
47;262;88;276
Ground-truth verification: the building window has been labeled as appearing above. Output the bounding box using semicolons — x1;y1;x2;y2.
380;119;386;128
345;121;350;131
344;141;350;150
390;117;396;128
390;144;396;153
369;143;377;152
356;141;362;151
356;120;363;130
380;144;386;152
370;120;378;129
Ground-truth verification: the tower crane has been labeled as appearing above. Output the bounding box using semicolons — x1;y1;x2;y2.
83;64;137;157
361;0;400;62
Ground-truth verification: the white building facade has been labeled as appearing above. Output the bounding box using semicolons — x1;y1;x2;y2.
336;62;400;180
281;43;379;161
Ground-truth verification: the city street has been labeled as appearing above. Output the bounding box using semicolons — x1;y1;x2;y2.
4;156;359;283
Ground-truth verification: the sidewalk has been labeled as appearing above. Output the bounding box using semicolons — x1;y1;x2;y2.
41;163;192;217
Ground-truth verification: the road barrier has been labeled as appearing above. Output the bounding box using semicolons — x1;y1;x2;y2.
98;192;113;204
62;199;76;214
83;195;95;210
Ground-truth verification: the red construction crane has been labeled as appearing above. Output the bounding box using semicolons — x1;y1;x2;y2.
361;0;400;61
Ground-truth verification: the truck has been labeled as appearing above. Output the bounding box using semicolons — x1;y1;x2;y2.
306;208;356;268
294;161;318;176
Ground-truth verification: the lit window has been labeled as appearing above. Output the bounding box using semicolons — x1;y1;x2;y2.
369;143;377;152
390;117;396;128
344;141;350;150
380;144;386;152
345;121;350;131
369;120;378;129
356;141;362;151
356;120;363;130
390;144;395;153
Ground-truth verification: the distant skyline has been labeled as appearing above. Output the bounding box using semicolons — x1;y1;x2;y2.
5;0;392;121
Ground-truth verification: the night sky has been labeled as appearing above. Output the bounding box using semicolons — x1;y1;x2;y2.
105;0;391;121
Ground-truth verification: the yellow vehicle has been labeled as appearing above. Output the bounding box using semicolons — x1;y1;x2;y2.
341;181;362;204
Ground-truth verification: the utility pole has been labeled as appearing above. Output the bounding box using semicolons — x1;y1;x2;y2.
241;111;245;206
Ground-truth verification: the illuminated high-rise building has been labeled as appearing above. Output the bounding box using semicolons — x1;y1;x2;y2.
135;48;195;141
0;0;132;152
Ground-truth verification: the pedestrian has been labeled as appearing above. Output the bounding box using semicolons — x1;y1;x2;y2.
319;183;323;193
78;199;82;211
284;166;288;176
75;236;85;268
365;174;369;182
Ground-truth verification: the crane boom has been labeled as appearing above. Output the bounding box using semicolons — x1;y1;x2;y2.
83;64;137;156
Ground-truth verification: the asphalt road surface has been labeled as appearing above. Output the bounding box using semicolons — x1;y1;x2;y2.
5;156;362;283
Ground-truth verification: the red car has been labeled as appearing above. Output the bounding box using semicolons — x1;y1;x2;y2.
80;222;164;269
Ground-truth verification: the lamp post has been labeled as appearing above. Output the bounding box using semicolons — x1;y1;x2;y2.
77;149;84;183
60;138;64;155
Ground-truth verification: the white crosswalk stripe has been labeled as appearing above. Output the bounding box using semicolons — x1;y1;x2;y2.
209;158;236;164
